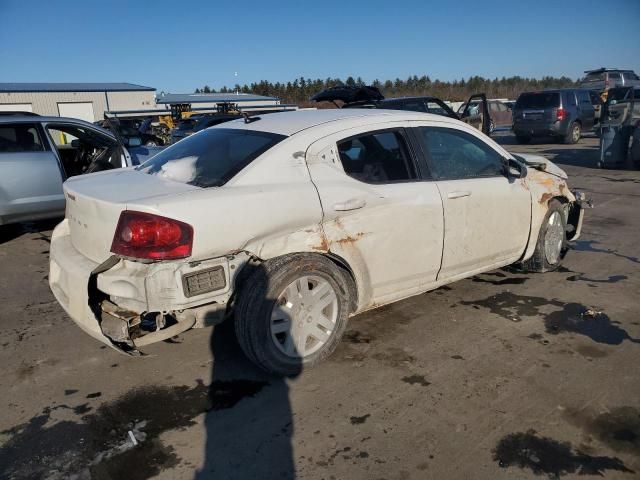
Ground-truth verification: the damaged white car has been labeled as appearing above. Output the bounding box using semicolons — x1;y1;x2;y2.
49;109;586;375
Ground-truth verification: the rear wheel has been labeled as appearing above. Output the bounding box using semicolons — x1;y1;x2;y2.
563;122;581;144
515;134;531;144
234;254;352;376
521;200;567;273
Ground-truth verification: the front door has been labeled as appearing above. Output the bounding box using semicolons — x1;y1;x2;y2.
306;127;444;305
459;93;490;135
415;125;531;280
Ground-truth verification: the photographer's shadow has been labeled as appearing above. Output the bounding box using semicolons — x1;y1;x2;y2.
195;290;302;479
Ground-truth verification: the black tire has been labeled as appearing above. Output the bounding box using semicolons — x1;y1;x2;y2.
234;253;353;376
145;140;157;146
563;121;581;144
521;200;567;273
515;134;531;144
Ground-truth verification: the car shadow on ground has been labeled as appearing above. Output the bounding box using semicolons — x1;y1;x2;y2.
196;263;302;480
0;218;61;245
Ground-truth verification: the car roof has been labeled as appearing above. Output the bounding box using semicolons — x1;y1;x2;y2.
217;108;453;136
380;96;440;102
0;114;97;125
0;115;116;138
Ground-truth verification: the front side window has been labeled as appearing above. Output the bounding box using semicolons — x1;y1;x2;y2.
137;128;285;187
337;130;417;184
418;127;504;180
0;123;44;152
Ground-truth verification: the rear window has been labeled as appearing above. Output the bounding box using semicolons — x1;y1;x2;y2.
583;72;605;82
137;128;285;187
177;119;197;131
516;92;560;109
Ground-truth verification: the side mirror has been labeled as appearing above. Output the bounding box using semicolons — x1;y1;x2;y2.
70;139;81;148
126;136;142;147
502;157;523;178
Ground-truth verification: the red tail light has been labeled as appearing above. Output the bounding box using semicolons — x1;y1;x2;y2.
556;107;567;121
111;211;193;260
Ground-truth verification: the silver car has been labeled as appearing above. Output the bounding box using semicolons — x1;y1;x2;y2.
0;113;161;226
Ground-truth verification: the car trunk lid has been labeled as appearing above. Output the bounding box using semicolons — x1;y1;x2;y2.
64;169;199;263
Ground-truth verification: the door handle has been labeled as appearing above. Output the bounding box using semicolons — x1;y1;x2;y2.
333;198;366;211
447;191;471;199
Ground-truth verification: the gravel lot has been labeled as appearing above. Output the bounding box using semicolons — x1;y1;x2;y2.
1;133;639;480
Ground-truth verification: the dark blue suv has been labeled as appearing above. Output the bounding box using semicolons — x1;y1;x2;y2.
512;89;596;144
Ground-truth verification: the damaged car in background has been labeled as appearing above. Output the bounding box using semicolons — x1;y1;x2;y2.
311;85;491;135
49;109;587;375
0;113;158;226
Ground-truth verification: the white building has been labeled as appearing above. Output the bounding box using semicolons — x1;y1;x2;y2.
0;83;156;122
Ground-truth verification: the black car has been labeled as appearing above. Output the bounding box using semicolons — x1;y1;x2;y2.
311;86;490;135
512;89;596;144
170;114;241;144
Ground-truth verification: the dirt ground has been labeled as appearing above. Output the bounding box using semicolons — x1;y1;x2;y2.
1;133;639;480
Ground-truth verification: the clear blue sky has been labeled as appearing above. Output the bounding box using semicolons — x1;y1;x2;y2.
1;0;638;93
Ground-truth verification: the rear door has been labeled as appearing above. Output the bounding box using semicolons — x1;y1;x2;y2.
576;90;595;130
415;125;530;280
0;122;65;223
306;127;444;304
459;94;490;135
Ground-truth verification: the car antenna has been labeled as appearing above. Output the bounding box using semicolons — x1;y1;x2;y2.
243;112;260;123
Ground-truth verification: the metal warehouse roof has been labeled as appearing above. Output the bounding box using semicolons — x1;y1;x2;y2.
0;83;155;93
157;93;278;104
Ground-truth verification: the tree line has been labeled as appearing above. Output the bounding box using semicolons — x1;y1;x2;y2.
194;74;577;106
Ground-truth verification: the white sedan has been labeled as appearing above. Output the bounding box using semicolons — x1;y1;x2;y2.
49;109;586;375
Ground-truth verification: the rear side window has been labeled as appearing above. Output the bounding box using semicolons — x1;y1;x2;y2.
0;123;44;152
337;130;416;183
418;127;504;180
609;73;621;80
516;93;560;109
137;128;285;187
624;72;640;81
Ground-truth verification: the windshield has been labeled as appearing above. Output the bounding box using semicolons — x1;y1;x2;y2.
516;92;560;109
136;128;286;187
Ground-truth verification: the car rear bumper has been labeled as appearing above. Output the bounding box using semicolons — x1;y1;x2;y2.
513;121;566;137
49;219;246;353
49;219;112;346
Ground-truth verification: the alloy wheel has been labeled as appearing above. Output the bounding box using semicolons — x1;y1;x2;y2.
544;211;564;264
270;275;338;358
